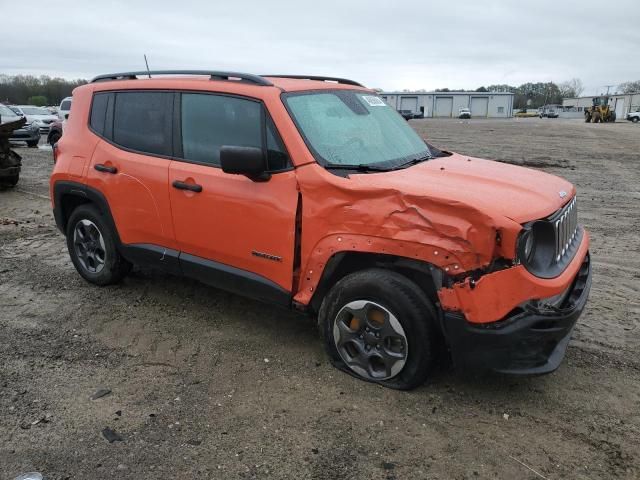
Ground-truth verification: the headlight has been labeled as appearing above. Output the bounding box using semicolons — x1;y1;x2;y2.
517;221;556;272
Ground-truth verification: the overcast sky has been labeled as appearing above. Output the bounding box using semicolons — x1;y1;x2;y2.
2;0;638;94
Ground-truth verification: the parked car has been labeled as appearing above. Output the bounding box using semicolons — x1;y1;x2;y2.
48;118;64;146
58;96;72;120
539;104;560;118
398;109;414;120
10;105;58;133
0;104;40;147
626;111;640;123
0;110;25;187
50;70;591;390
458;107;471;119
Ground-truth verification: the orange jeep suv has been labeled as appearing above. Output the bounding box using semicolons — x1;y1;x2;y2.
50;71;591;389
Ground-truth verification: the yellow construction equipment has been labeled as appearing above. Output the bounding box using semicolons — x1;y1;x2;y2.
584;96;616;123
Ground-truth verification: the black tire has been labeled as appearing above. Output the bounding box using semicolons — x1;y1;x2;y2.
319;269;437;390
0;174;19;187
66;204;131;286
48;132;61;146
27;140;39;147
632;117;639;123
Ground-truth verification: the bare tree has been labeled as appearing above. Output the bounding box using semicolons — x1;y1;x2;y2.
559;78;584;98
618;80;640;94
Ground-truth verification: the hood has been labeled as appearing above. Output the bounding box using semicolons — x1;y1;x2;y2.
349;153;574;224
27;114;57;121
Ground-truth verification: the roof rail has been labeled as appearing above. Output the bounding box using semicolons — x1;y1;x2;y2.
263;75;365;87
90;70;273;86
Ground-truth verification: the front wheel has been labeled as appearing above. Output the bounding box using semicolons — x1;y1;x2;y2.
66;204;131;285
27;140;39;147
632;117;639;123
319;269;437;390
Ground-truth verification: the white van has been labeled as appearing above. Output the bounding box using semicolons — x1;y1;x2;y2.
58;96;72;120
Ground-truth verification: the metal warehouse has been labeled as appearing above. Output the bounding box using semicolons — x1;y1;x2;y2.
380;91;515;118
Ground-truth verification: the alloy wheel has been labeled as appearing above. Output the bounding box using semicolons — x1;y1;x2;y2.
333;300;408;381
73;219;106;273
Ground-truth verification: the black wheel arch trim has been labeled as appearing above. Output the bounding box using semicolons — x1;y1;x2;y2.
53;180;120;242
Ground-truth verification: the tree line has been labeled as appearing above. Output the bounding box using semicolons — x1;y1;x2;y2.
0;75;87;106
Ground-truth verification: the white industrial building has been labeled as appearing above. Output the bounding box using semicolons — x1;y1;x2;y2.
562;93;640;120
380;91;515;118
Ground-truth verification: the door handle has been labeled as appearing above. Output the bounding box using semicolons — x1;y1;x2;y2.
172;180;202;193
94;164;117;174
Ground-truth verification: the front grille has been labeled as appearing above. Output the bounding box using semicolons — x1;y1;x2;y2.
553;196;578;261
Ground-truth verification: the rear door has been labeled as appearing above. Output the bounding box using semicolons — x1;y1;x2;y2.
86;90;177;253
168;92;298;304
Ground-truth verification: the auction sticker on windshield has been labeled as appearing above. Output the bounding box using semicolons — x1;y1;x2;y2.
362;95;387;107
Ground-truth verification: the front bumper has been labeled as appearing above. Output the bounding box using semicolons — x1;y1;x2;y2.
442;253;591;374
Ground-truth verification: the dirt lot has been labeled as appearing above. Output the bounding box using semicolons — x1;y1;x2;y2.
1;119;639;480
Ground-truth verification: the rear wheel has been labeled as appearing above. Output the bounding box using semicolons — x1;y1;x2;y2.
48;131;61;146
632;117;639;123
66;204;131;285
27;140;39;147
319;269;437;390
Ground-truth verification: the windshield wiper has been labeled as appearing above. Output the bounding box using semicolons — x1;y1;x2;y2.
391;154;433;170
324;163;391;172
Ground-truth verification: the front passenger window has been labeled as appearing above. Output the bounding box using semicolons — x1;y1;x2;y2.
181;94;262;166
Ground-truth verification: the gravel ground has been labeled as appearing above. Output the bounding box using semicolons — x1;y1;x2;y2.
1;119;639;480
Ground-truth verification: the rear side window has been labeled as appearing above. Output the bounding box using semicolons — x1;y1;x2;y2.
181;93;261;167
60;100;71;110
89;93;110;136
181;93;290;170
113;92;173;156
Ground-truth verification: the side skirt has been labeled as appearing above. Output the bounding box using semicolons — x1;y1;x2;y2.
120;243;291;307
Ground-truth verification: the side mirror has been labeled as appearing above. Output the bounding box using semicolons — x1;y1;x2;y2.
220;145;270;181
64;113;69;120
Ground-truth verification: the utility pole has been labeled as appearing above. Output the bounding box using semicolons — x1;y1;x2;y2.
603;85;615;95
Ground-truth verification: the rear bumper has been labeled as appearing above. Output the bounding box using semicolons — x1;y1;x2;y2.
11;128;40;142
442;253;591;374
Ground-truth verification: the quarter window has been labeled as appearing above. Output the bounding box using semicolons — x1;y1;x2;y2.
265;116;289;171
113;92;173;156
89;93;110;136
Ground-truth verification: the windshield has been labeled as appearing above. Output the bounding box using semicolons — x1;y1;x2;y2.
284;90;430;169
0;104;18;118
21;107;50;115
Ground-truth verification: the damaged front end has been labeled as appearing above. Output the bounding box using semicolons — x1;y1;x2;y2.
0;117;25;187
441;253;591;374
437;196;592;374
